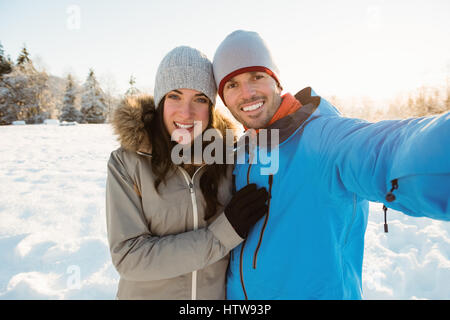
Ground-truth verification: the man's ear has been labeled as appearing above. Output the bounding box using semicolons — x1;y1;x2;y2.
276;83;283;94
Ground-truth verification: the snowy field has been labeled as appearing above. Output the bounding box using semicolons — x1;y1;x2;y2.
0;123;449;300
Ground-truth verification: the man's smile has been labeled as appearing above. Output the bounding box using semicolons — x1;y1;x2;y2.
242;101;264;112
240;99;265;116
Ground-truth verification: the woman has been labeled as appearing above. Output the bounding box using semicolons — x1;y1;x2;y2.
106;46;268;299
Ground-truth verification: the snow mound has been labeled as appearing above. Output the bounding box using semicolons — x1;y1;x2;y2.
60;121;78;126
44;119;60;125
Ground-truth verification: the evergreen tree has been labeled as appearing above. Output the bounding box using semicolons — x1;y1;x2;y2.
17;45;31;66
0;42;12;77
80;69;107;123
59;74;81;122
0;74;16;124
124;75;140;97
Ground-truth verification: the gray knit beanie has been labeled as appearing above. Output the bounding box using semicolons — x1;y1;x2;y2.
213;30;280;103
154;46;216;108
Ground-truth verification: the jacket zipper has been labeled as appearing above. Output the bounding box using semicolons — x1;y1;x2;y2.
178;165;205;300
382;179;398;233
238;160;253;300
253;174;273;269
240;159;274;297
239;239;249;300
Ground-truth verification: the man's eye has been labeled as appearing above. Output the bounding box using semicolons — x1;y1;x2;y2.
226;82;237;89
254;74;265;80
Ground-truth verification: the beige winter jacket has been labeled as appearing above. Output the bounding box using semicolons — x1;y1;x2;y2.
106;96;243;300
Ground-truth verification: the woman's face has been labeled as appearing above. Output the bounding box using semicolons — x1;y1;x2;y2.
163;88;210;145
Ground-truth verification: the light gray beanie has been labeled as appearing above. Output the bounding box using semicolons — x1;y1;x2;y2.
154;46;216;108
213;30;280;103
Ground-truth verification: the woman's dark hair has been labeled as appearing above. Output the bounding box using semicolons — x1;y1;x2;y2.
142;97;232;220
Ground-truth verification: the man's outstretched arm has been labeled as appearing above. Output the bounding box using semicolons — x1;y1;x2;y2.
314;111;450;220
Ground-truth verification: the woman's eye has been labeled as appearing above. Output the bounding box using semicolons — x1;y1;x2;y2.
167;94;180;100
254;74;265;80
195;97;209;104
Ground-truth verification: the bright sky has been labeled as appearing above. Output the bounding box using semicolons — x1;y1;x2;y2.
1;0;449;107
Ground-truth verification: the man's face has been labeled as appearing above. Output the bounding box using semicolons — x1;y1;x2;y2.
222;71;282;129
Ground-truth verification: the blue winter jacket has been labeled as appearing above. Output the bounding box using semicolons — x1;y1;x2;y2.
227;87;450;300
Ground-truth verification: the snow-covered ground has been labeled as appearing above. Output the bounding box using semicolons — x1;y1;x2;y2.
0;124;449;299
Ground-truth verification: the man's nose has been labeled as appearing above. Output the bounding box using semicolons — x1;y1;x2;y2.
239;82;256;99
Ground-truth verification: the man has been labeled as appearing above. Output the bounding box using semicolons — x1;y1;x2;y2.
212;30;450;299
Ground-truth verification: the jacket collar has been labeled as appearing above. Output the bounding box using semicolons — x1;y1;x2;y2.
237;87;322;151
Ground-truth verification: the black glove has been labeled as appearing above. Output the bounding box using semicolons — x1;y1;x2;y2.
224;183;269;238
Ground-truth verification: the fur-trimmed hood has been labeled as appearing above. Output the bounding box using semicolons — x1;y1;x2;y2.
111;95;238;154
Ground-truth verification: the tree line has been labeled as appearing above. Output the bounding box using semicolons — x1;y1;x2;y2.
328;83;450;123
0;42;139;125
1;42;448;126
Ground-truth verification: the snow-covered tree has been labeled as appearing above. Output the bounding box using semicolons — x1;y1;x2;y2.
125;75;140;97
59;74;81;122
99;73;120;123
80;69;107;123
0;78;16;124
0;46;55;124
0;42;12;78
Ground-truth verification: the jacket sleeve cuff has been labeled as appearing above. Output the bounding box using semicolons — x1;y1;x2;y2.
208;212;244;250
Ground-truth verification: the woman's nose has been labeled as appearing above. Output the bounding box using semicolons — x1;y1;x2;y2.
178;101;194;117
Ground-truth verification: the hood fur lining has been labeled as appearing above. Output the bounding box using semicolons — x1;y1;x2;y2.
111;95;238;153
